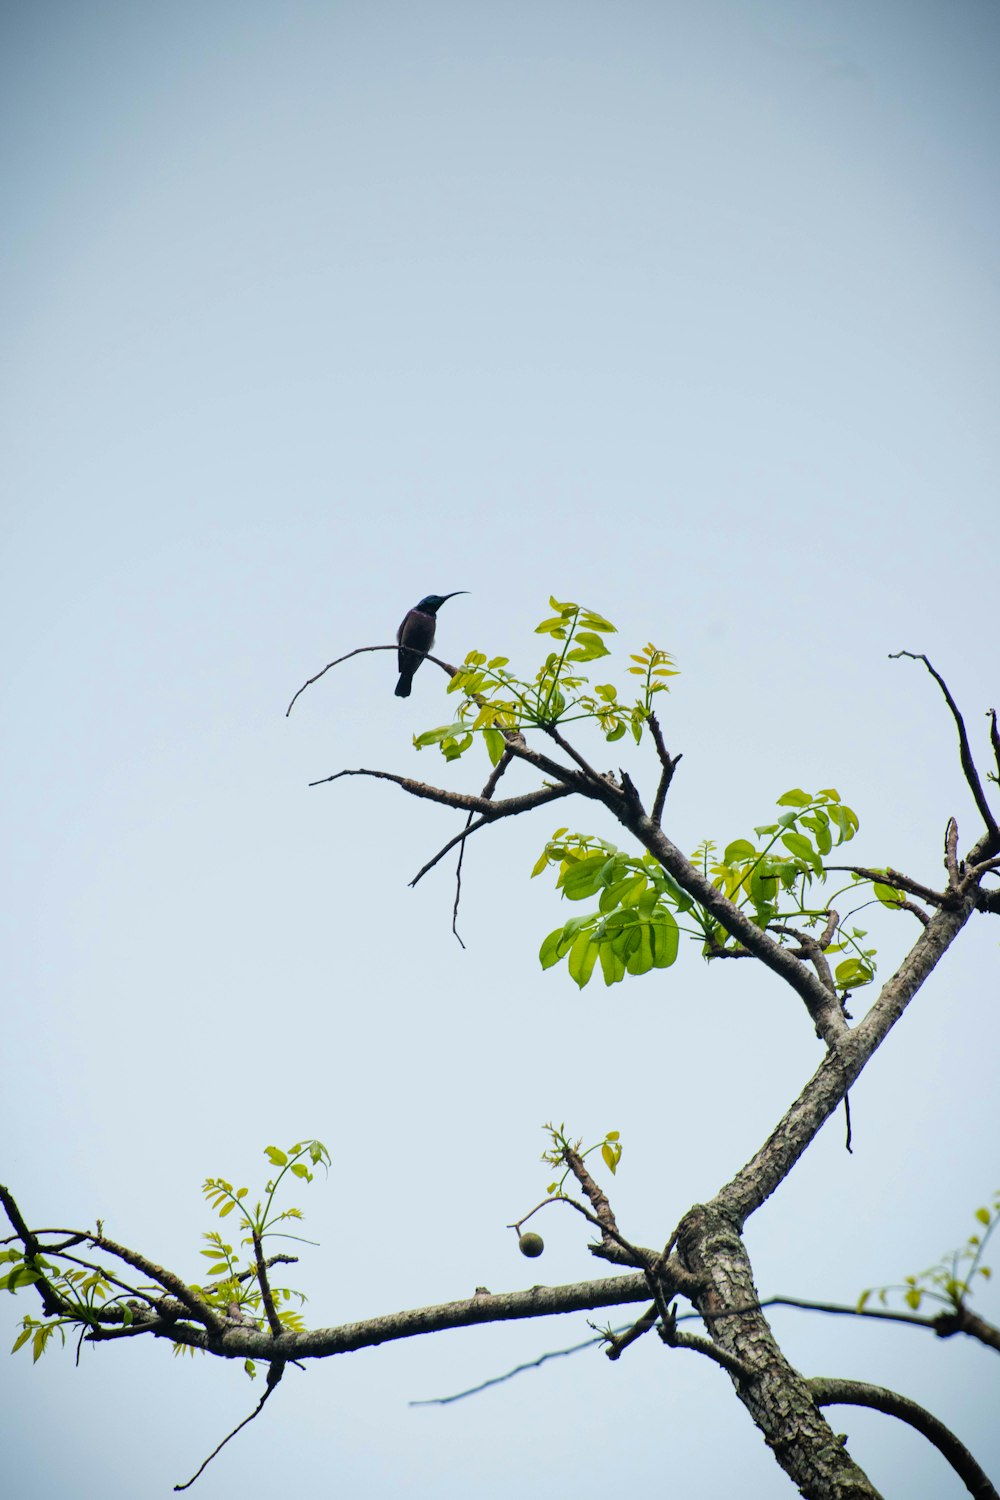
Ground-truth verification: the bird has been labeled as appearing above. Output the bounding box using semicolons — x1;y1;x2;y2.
395;592;468;697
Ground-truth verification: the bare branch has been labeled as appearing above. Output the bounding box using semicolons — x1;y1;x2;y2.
659;1311;755;1385
449;749;517;945
934;1305;1000;1353
311;767;568;825
410;1329;606;1406
408;784;574;890
945;816;961;888
826;863;946;909
770;925;837;998
890;651;998;842
810;1376;998;1500
716;887;980;1226
543;723;621;790
560;1146;634;1266
286;645;457;717
603;1303;658;1360
890;898;931;927
175;1360;286;1491
647;712;682;827
252;1232;282;1339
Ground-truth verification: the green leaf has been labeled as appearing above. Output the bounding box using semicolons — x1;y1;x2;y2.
723;839;756;864
598;942;626;985
650;912;679;968
976;1207;991;1226
539;928;569;970
601;1143;617;1173
781;831;821;873
264;1146;288;1167
904;1288;922;1311
857;1290;871;1312
873;881;904;907
11;1326;33;1353
834;958;874;990
567;931;598;988
560;853;612;900
412;723;469;748
483;728;505;766
777;788;811;807
828;803;860;842
2;1265;42;1293
626;925;654;976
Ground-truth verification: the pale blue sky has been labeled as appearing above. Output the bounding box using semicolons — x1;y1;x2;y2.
2;3;998;1496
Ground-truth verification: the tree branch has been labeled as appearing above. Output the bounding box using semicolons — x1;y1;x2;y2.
890;651;998;844
716;877;981;1226
934;1305;1000;1353
175;1360;286;1491
826;864;947;909
286;645;458;717
647;712;681;828
614;812;848;1044
252;1232;282;1339
810;1376;998;1500
408;783;575;889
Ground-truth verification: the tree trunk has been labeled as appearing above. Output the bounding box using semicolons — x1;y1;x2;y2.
677;1204;883;1500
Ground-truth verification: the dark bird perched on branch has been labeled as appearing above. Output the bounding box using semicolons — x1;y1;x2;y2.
395;592;467;697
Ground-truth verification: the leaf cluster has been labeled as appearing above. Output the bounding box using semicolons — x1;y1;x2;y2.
4;1140;329;1372
533;788;873;990
858;1191;1000;1315
541;1123;622;1195
193;1140;329;1344
412;598;677;765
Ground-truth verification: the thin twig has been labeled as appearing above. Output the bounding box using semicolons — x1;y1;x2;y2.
770;924;837;998
826;864;947;909
174;1361;286;1490
449;751;519;943
603;1304;659;1360
410;1331;607;1406
543;724;618;790
286;645;457;716
890;651;998;840
408;785;574;889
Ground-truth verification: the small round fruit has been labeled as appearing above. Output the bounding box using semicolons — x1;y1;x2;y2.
518;1232;544;1258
